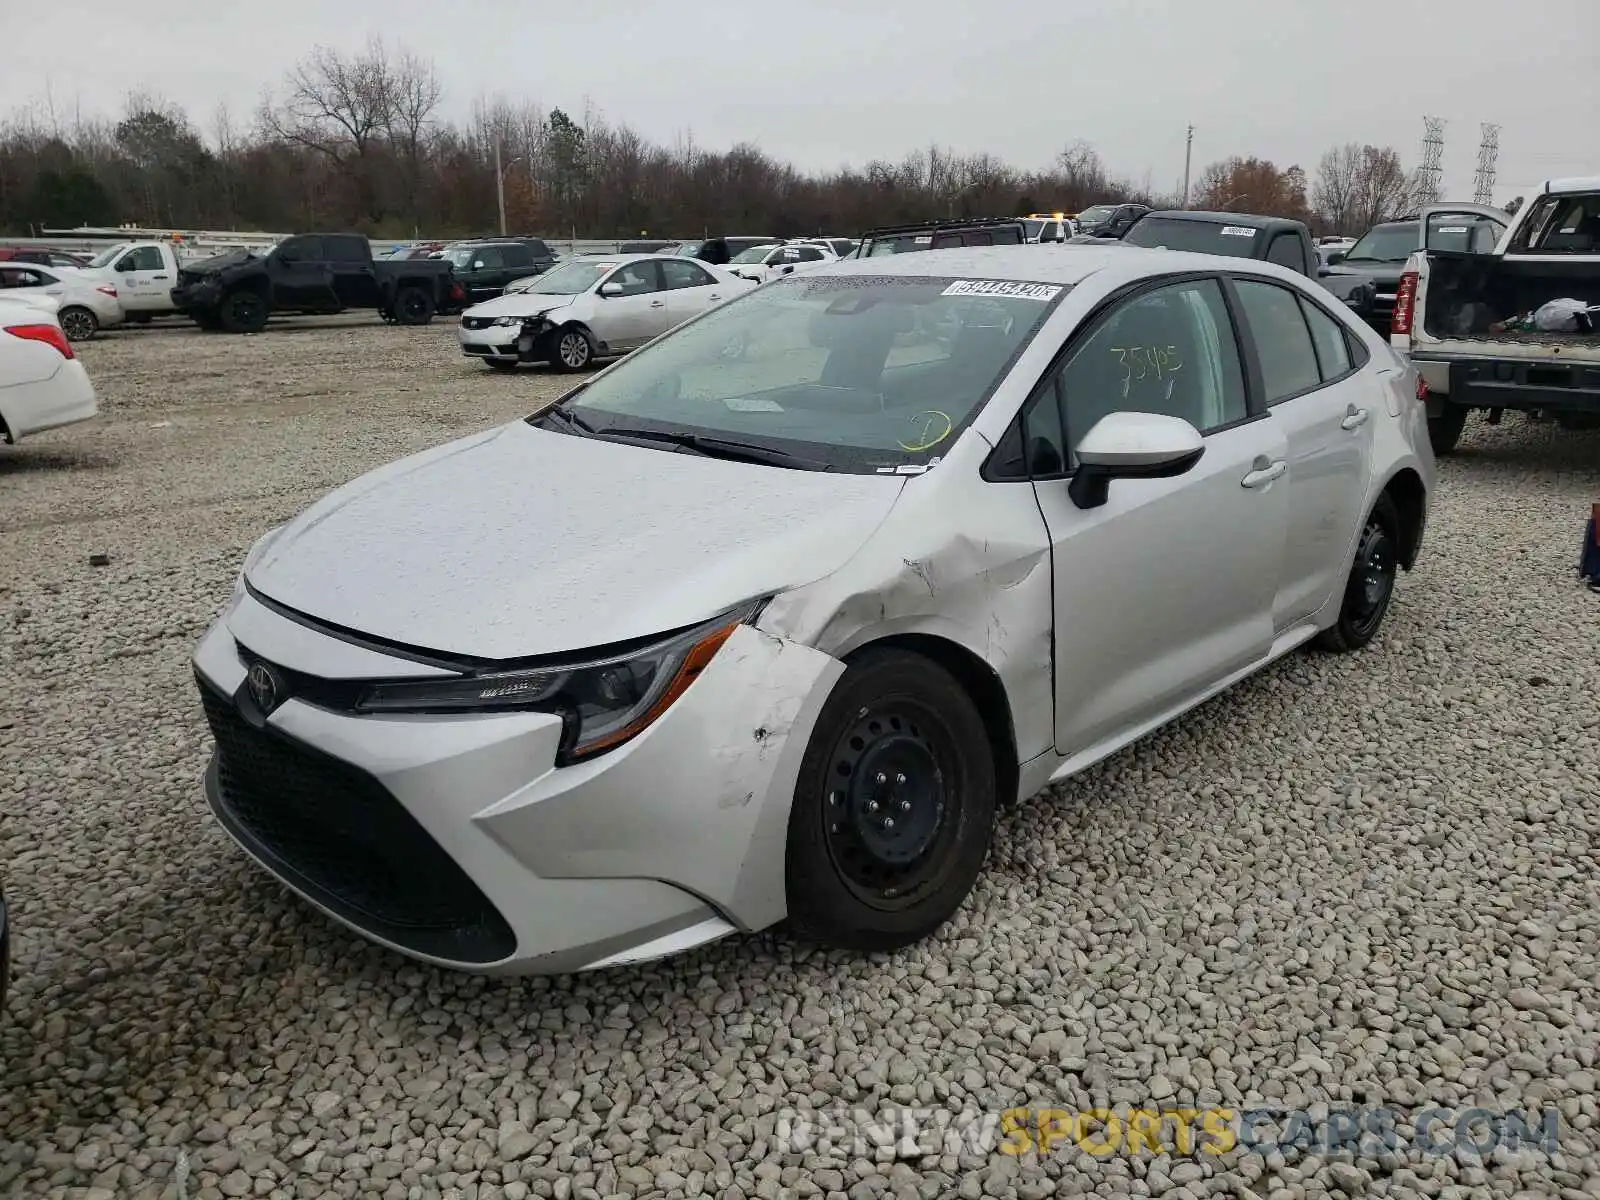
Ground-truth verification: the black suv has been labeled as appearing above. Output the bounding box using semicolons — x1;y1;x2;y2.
671;236;780;266
441;238;559;305
855;217;1028;257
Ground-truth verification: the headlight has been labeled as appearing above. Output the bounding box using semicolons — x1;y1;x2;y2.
353;599;766;763
492;316;522;327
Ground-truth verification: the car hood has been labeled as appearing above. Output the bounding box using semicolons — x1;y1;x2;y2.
184;248;254;274
465;293;577;319
245;421;904;660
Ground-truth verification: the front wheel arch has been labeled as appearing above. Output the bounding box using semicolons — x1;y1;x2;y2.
842;634;1018;809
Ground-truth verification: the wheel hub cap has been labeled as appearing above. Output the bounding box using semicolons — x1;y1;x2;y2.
1352;524;1395;623
826;712;946;893
561;335;586;365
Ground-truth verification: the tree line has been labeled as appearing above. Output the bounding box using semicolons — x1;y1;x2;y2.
0;40;1474;242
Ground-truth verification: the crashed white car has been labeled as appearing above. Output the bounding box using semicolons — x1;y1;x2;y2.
1;295;99;443
197;246;1432;975
459;254;752;371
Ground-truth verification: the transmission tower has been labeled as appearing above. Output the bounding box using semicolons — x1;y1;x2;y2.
1473;123;1501;205
1417;116;1446;206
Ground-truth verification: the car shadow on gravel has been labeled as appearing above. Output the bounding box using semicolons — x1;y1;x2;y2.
0;447;117;474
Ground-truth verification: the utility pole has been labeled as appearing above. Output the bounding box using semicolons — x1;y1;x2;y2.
1181;125;1194;209
494;139;508;237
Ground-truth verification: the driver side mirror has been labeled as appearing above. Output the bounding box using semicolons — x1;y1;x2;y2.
1067;411;1205;510
1326;251;1346;265
599;282;623;297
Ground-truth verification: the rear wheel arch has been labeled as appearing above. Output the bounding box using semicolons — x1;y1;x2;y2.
1380;467;1427;569
842;633;1020;809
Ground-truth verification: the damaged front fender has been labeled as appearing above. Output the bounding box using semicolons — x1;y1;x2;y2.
757;434;1057;773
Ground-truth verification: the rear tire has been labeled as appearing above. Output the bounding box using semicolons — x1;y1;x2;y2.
393;285;435;326
219;290;268;334
57;306;98;342
785;648;998;952
1427;405;1468;456
1314;493;1401;654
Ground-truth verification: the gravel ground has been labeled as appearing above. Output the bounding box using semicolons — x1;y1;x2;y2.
2;315;1598;1200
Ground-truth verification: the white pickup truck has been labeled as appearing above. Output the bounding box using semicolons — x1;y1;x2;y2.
1392;177;1599;453
70;241;187;320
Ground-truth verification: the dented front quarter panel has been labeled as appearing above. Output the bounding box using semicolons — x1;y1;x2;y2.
758;432;1057;774
479;624;843;933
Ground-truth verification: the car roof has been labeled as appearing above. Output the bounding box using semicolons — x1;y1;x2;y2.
805;243;1201;286
1139;210;1301;231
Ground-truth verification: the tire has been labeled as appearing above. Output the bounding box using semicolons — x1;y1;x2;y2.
57;306;98;342
219;291;268;334
485;358;519;372
549;324;595;372
1427;405;1468;456
785;648;998;952
1314;492;1402;654
392;285;435;326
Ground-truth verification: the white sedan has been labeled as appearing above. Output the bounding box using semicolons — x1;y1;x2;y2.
196;245;1432;975
0;296;99;443
725;242;839;284
0;263;124;340
458;254;752;371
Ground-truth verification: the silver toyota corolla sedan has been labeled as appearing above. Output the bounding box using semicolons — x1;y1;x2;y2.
195;245;1434;975
458;253;753;372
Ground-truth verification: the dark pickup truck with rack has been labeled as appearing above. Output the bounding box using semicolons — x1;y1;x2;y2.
852;217;1027;257
172;233;462;332
1113;210;1376;312
1392;178;1600;453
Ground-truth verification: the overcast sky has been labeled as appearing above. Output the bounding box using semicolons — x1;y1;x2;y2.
2;0;1593;204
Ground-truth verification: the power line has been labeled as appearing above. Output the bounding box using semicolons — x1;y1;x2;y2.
1473;123;1501;205
1417;116;1446;206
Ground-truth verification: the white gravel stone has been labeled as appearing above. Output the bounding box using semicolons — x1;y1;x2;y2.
1;326;1598;1200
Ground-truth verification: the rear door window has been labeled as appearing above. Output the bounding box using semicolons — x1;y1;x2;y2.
502;243;533;268
323;235;369;263
1233;278;1322;402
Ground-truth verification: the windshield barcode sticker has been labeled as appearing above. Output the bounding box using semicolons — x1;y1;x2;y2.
942;279;1062;301
1436;227;1468;234
1220;226;1256;238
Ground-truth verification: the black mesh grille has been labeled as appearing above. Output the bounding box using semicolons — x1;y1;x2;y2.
198;674;515;964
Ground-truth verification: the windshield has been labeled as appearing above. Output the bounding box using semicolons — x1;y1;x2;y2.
1122;217;1262;256
553;273;1067;473
1023;220;1046;240
1077;205;1116;223
520;259;614;295
730;245;779;264
1344;222;1419;263
87;244;129;268
866;234;936;256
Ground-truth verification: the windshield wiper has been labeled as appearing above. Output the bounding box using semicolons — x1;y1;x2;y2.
533;404;597;436
596;425;831;471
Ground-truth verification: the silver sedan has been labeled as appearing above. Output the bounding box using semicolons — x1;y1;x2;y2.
197;246;1433;975
457;253;754;371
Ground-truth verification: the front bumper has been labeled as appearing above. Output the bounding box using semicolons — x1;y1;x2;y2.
172;279;222;310
457;320;544;361
193;588;842;974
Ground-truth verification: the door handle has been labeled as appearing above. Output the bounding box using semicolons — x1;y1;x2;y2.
650;300;666;308
708;294;721;301
1241;459;1287;489
1341;405;1370;430
153;274;169;280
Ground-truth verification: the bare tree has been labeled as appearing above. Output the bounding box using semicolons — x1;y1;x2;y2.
260;39;397;222
1351;145;1412;227
384;51;442;230
1312;143;1362;234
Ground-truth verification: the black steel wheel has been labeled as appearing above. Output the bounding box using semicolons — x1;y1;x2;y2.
219;290;268;333
786;648;997;951
393;285;435;326
1315;493;1400;653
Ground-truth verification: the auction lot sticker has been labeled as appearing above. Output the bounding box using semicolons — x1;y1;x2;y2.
942;279;1063;301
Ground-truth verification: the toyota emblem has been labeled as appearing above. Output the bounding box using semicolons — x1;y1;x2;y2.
246;662;281;715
